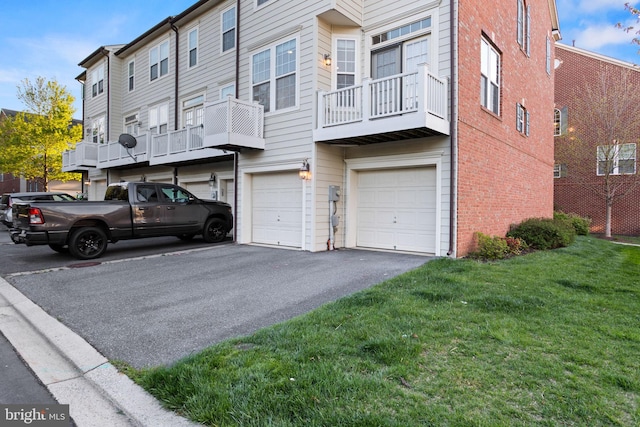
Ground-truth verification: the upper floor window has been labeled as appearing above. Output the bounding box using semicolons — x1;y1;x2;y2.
128;61;135;92
554;164;567;178
516;103;530;136
188;28;198;68
336;39;356;89
150;40;169;81
220;83;235;98
222;7;236;52
257;0;270;6
554;106;568;136
91;116;105;143
124;113;139;135
182;95;204;127
91;66;104;98
371;17;431;46
481;38;500;115
149;104;168;134
252;38;297;113
517;0;530;55
597;143;636;176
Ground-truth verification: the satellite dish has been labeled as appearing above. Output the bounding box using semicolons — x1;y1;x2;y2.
118;133;137;149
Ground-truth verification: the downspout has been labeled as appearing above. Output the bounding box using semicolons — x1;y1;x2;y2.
100;49;110;141
233;0;241;242
171;23;180;131
447;0;458;257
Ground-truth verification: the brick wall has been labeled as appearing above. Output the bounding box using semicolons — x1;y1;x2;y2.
554;44;640;236
456;0;556;256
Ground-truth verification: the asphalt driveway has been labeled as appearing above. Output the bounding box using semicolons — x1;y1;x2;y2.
6;244;431;368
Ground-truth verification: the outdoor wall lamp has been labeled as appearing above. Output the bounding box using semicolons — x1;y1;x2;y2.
208;173;217;188
323;53;332;66
299;159;311;180
140;175;146;182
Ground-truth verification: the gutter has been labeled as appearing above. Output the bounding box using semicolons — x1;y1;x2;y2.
100;48;110;142
233;0;240;242
447;0;458;257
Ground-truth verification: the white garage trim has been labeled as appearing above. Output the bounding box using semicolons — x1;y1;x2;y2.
344;151;443;255
240;163;307;249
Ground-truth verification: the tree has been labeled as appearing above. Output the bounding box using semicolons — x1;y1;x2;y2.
0;77;82;190
555;66;640;238
617;2;640;50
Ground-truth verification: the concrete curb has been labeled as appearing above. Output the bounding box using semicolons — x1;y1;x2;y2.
0;277;199;427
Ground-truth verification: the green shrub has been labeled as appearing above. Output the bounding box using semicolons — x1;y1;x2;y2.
470;233;528;260
554;211;591;236
507;217;576;250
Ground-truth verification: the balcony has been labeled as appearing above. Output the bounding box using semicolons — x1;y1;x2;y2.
62;142;99;172
313;64;449;145
202;98;265;151
61;97;265;171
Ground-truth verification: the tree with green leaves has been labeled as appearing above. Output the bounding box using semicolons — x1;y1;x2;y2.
0;77;82;190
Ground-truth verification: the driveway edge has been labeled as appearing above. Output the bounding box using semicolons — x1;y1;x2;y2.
0;277;199;427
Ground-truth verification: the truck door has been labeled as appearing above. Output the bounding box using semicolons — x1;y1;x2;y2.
132;184;165;236
157;184;203;234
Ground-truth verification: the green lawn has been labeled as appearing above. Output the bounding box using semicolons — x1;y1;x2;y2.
125;236;640;426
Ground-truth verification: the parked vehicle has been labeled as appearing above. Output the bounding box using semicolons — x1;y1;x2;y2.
1;192;76;227
10;182;233;259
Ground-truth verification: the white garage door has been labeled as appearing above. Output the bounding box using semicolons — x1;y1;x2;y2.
357;167;436;253
183;181;212;200
252;172;302;247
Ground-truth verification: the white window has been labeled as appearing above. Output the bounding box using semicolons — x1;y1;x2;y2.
149;104;169;134
124;113;139;135
221;7;236;52
257;0;270;6
150;40;169;81
188;28;198;68
252;38;297;113
546;36;551;75
336;39;356;89
481;38;500;115
516;103;529;136
220;83;235;98
517;0;531;55
182;95;204;127
91;116;105;143
128;61;135;92
91;66;104;98
554;108;561;136
597;143;636;176
554;164;567;178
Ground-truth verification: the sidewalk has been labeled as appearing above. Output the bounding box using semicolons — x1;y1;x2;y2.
0;277;199;426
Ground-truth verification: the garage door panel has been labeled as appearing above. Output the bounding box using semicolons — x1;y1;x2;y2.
252;172;302;247
356;167;436;253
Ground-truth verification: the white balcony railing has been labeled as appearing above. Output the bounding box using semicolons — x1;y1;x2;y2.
314;63;449;142
61;98;265;170
62;141;98;171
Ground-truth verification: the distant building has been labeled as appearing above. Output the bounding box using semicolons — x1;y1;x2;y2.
554;44;640;235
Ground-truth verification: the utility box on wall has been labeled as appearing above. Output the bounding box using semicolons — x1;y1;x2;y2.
329;185;340;202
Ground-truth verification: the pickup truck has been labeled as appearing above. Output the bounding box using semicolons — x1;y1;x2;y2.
10;182;233;260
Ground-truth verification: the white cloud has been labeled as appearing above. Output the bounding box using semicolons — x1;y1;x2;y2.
570;19;638;50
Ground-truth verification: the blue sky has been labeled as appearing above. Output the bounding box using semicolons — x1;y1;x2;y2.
0;0;638;118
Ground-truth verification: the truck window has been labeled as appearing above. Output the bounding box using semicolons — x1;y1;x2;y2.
136;185;158;202
104;185;129;201
159;185;192;203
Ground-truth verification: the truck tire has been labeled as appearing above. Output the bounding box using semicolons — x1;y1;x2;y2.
68;227;108;260
202;218;226;243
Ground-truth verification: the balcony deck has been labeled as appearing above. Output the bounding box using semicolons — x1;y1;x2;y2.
62;97;264;171
313;64;449;145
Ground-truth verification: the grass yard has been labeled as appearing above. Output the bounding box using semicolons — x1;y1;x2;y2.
125;236;640;426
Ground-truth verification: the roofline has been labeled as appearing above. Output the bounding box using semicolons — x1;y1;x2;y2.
556;43;640;71
548;0;562;41
115;0;214;57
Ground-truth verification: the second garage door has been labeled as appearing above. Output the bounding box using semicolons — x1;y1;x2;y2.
356;167;436;253
252;172;302;247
